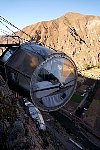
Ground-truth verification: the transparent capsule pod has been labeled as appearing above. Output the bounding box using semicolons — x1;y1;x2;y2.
30;53;77;112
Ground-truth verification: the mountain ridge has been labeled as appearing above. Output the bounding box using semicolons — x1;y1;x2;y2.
1;12;100;70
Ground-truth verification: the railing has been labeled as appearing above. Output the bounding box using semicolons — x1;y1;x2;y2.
59;109;100;140
0;35;20;48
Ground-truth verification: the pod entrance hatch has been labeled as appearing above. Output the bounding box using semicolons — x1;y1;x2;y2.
30;53;77;112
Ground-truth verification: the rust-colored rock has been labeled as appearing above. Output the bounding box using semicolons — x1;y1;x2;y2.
0;12;100;70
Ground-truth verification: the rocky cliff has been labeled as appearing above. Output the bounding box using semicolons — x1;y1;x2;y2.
0;12;100;69
15;12;100;70
0;76;56;150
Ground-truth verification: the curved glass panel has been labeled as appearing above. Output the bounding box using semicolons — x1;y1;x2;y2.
30;53;77;111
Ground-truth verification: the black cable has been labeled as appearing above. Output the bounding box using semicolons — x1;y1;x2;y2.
0;15;58;53
0;20;30;42
0;28;11;35
0;29;20;44
0;16;32;39
0;15;60;60
0;20;16;36
0;19;46;59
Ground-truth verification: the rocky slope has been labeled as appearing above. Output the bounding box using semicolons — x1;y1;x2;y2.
15;12;100;70
0;76;56;150
0;12;100;69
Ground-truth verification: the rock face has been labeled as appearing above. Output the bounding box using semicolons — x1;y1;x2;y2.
0;76;56;150
0;12;100;69
15;12;100;70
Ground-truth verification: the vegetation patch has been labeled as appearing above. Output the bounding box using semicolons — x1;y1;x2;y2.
71;92;83;103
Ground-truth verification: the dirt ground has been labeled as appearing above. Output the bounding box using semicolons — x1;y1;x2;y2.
80;68;100;79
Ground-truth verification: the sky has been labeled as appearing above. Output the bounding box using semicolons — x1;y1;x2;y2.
0;0;100;35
